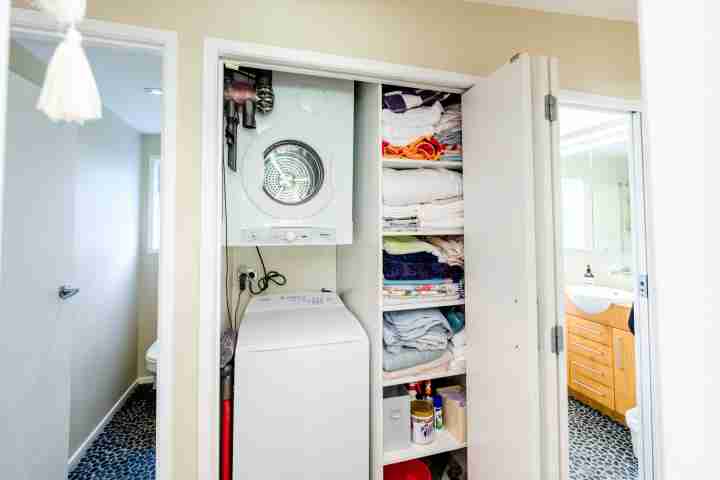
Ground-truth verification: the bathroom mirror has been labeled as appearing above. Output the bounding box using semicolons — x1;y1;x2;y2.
560;107;633;260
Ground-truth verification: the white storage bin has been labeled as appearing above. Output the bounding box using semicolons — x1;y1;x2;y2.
383;386;411;451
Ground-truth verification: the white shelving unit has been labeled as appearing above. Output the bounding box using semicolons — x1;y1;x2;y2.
383;429;467;466
337;54;559;480
383;299;465;312
339;83;468;478
382;158;463;170
382;228;464;236
383;364;467;387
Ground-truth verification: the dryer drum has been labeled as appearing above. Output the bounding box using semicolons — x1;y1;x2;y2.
262;140;325;206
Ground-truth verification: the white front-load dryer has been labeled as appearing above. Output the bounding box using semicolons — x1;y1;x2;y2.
225;71;354;246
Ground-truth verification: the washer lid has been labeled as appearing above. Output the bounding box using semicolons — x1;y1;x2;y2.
236;292;367;352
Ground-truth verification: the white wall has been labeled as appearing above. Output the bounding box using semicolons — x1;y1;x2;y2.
224;246;337;328
564;250;633;290
8;40;145;456
68;107;143;454
639;2;720;478
137;134;160;376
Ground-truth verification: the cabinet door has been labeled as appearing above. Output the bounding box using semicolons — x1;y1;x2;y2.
463;53;558;480
613;328;637;415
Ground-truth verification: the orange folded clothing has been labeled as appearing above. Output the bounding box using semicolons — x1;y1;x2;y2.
382;136;445;161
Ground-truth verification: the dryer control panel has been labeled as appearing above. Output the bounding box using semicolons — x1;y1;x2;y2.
239;227;337;245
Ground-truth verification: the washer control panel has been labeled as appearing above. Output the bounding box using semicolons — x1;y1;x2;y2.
239;227;336;246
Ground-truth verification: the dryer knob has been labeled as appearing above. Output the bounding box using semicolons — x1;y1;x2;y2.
285;231;297;242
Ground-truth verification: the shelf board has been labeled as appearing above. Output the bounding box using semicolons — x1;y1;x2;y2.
383;364;467;387
382;159;463;170
383;228;464;236
383;429;466;465
383;299;465;312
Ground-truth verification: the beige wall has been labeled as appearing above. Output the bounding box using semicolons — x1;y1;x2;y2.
137;134;161;377
12;1;640;478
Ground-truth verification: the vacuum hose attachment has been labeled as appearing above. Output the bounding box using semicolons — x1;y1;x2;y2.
255;70;275;114
242;98;257;129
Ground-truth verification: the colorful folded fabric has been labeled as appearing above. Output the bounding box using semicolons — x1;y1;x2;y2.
383;136;445;161
383;236;440;256
383;255;463;281
383;278;455;286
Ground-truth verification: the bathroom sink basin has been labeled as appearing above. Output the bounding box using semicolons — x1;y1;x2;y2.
566;284;634;315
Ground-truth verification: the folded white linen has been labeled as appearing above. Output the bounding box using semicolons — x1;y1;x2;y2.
382;101;444;128
451;328;467;348
417;199;464;221
419;216;464;229
383;168;463;207
383;203;419;220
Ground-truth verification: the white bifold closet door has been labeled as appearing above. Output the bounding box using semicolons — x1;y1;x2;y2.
0;72;77;479
462;54;562;480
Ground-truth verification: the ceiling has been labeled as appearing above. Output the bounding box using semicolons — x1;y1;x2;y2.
465;0;637;22
18;38;163;134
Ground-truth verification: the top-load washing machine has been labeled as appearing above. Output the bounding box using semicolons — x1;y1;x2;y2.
224;69;354;246
233;291;369;480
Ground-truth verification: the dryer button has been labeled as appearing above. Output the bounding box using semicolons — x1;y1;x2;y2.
285;231;297;242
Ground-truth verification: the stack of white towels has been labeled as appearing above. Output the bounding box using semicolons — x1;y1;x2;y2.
382;101;444;147
383;168;464;231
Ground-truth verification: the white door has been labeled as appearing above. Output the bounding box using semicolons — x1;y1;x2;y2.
463;53;561;479
0;72;77;479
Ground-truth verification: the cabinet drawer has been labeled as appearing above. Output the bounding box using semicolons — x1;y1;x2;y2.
567;315;611;346
570;372;615;410
567;333;612;366
568;352;613;387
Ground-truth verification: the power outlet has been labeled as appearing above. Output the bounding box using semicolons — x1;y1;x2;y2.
237;265;257;282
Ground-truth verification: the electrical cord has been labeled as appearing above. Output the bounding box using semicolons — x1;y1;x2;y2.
249;246;287;295
222;119;234;331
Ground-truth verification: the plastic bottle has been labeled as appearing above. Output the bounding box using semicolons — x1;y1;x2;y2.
433;395;444;431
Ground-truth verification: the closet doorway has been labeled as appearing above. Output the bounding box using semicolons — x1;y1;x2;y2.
0;8;177;480
556;93;656;480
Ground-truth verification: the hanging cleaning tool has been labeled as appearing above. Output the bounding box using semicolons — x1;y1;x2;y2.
34;0;102;123
220;329;237;480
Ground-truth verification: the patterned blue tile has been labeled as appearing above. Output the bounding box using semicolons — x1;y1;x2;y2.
569;398;639;480
69;384;155;480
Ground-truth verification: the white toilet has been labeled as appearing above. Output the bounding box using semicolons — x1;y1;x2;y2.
626;407;641;458
145;340;159;382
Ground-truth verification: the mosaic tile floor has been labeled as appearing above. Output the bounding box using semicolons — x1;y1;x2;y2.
569;398;639;480
69;384;155;480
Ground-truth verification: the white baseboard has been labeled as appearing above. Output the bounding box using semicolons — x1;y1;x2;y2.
137;375;155;385
67;377;150;471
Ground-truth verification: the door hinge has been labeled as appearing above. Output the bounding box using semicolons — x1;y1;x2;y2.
545;94;558;122
638;273;649;298
551;325;564;355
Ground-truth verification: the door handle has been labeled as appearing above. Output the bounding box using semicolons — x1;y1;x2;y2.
615;336;623;370
58;285;80;300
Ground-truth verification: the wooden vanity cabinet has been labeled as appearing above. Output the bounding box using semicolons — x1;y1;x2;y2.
565;298;636;423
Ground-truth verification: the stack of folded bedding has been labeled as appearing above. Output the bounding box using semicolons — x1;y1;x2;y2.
435;104;462;162
382;307;468;378
383;236;465;305
383;168;464;231
381;89;462;163
383;308;452;376
382;102;445;161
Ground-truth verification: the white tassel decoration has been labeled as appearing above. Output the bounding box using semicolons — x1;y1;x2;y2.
34;0;102;123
